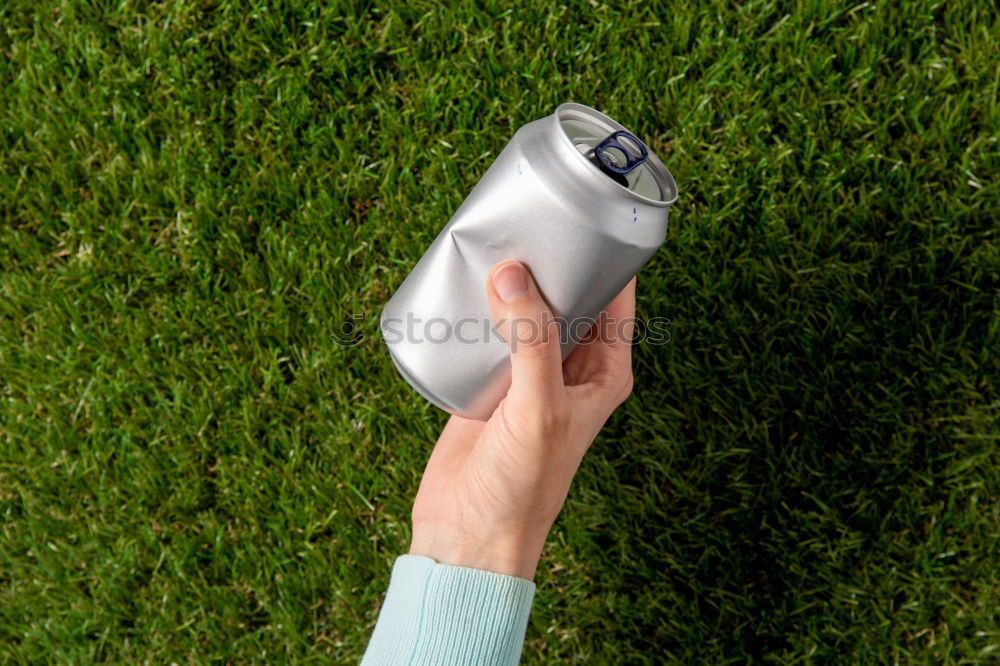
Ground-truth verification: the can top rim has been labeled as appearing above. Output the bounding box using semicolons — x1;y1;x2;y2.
554;102;678;208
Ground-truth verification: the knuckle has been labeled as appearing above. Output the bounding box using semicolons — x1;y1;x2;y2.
522;339;561;365
540;403;571;433
595;369;633;409
509;317;557;351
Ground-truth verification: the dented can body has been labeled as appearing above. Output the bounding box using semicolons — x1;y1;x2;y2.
380;103;678;419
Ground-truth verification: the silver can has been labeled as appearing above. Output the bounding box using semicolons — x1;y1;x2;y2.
380;102;678;419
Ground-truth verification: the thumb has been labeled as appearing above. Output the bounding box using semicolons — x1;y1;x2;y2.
486;261;565;403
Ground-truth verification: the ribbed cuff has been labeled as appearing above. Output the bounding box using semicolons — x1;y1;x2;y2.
362;555;536;666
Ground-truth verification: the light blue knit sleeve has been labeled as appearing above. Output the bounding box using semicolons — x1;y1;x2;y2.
361;555;536;665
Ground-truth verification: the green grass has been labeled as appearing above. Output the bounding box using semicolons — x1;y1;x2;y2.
1;0;997;663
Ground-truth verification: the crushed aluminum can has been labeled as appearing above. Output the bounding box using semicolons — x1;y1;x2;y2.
381;102;678;419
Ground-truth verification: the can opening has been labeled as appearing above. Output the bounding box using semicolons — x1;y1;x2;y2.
595;131;648;174
602;146;629;168
591;130;649;186
556;103;677;205
595;157;629;186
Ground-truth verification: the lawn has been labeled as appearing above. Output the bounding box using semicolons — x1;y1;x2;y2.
1;1;997;663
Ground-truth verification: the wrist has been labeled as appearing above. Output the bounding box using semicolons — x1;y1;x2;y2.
409;524;547;580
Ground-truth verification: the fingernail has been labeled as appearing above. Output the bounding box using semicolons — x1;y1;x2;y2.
493;263;528;303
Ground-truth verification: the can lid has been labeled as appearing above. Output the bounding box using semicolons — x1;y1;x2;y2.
556;103;676;205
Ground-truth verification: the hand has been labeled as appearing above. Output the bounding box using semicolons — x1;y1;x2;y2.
409;260;636;580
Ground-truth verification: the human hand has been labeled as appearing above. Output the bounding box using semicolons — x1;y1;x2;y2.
409;260;636;580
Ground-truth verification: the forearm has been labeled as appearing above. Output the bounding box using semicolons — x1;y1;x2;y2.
362;555;535;666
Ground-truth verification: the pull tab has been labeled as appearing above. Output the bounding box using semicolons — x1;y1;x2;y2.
593;131;649;186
